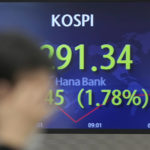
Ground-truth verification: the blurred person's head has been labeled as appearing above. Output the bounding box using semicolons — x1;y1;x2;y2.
0;32;55;146
0;31;54;99
0;32;53;85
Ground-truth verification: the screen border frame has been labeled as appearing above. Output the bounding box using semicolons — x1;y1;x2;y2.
1;0;150;2
42;129;150;134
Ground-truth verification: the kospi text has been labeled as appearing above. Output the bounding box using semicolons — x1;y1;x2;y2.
51;14;94;27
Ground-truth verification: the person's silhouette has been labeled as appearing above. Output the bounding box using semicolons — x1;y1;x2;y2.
0;32;54;150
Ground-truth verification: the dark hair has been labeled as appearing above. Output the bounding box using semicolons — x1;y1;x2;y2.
0;32;53;84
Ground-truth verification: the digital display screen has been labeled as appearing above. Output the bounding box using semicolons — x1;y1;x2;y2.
1;2;150;132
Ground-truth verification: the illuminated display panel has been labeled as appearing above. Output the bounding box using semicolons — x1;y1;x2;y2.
1;1;150;133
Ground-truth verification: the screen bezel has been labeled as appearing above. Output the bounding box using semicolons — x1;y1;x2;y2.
2;0;150;134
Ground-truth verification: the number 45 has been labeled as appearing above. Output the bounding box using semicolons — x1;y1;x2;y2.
46;89;64;105
101;44;133;70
